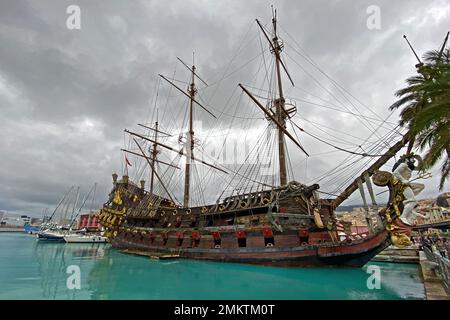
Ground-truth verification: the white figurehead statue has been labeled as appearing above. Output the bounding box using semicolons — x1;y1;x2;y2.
392;155;428;226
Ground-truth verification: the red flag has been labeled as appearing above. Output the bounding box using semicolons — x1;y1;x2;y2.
125;155;132;167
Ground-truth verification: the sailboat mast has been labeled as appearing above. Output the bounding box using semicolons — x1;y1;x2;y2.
183;60;196;207
150;119;158;194
71;186;80;223
271;12;288;186
89;182;97;213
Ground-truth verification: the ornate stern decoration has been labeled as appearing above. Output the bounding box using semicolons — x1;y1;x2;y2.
97;174;145;240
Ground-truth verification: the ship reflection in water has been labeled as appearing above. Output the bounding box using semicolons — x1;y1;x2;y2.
0;233;424;300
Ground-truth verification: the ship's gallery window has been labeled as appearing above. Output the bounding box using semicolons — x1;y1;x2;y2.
212;231;221;248
176;232;184;246
238;237;247;247
262;227;274;247
191;238;200;247
264;237;275;247
236;230;247;247
191;231;201;247
161;233;168;245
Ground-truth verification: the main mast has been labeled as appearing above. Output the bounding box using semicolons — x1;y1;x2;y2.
241;10;308;188
271;13;288;186
183;60;196;207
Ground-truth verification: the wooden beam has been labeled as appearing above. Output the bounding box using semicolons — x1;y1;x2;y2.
238;84;309;156
332;133;410;208
177;57;208;86
132;138;178;205
120;149;181;169
159;74;216;119
255;19;295;87
125;130;228;174
137;124;172;137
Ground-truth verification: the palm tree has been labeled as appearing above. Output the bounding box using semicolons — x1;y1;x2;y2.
390;45;450;191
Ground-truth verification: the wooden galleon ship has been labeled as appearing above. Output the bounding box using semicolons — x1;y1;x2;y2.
97;11;417;267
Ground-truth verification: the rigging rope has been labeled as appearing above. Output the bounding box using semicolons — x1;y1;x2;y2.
290;120;385;157
279;22;400;133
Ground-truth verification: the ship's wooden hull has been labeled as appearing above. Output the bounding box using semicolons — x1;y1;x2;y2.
99;179;392;268
110;230;389;268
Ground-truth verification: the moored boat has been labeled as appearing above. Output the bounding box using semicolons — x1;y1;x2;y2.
64;234;108;243
24;223;41;234
37;229;65;242
37;184;100;242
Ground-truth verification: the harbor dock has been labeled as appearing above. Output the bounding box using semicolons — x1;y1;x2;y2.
121;249;180;260
371;245;450;300
420;248;450;300
0;227;24;232
372;246;419;264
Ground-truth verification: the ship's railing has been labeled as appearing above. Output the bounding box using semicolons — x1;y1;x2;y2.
423;246;450;294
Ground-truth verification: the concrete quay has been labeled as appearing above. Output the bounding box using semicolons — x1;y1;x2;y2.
0;227;24;232
372;246;419;263
419;250;450;300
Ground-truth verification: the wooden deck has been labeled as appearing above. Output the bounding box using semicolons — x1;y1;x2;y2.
121;249;180;260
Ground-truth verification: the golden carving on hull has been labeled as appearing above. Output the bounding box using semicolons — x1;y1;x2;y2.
113;191;123;205
313;208;324;229
391;233;411;248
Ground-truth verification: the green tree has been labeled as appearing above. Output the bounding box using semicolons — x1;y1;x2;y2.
390;47;450;190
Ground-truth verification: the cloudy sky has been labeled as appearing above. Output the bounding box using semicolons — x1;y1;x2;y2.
1;0;449;216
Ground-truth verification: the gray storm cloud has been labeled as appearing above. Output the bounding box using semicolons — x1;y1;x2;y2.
0;0;449;215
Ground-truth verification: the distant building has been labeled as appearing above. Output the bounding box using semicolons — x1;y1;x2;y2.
336;193;450;228
335;208;372;235
335;208;370;226
436;192;450;208
414;195;450;225
0;214;31;227
30;217;43;225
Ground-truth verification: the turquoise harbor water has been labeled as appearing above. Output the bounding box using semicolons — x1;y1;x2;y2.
0;233;424;300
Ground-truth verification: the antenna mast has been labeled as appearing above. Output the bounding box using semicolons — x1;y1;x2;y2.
403;35;422;66
439;31;450;58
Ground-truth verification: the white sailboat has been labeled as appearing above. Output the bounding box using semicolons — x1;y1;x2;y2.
63;234;108;243
64;183;108;243
37;186;77;241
